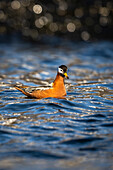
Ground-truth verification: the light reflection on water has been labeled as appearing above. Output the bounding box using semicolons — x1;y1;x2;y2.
0;40;113;169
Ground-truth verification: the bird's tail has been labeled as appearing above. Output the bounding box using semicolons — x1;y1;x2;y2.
14;85;31;97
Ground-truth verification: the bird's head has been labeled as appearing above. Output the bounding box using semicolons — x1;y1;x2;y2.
58;65;69;79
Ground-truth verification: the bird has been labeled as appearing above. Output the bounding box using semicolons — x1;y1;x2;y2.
15;65;69;99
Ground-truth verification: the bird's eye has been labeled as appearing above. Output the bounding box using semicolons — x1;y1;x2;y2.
58;68;63;74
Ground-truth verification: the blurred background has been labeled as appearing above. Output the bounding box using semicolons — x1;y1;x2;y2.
0;0;113;42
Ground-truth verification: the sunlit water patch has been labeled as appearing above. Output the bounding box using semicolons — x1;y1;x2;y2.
0;40;113;169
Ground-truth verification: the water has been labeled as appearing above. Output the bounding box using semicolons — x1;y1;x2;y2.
0;39;113;170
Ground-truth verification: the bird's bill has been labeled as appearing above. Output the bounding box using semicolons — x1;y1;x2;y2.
64;73;69;79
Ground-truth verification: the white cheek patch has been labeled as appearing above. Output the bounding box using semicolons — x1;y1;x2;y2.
58;68;63;74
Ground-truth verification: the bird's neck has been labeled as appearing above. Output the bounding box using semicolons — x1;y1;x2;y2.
53;73;65;87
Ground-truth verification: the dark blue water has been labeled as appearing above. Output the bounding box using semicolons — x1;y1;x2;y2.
0;40;113;170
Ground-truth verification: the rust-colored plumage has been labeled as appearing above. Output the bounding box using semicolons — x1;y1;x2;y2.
15;65;69;99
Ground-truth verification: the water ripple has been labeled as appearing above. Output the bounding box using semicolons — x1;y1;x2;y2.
0;41;113;169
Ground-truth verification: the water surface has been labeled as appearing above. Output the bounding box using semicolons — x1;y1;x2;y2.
0;40;113;170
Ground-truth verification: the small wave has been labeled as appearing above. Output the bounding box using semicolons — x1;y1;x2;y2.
60;137;103;145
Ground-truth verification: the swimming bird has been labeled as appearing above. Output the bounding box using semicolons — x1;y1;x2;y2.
15;65;69;99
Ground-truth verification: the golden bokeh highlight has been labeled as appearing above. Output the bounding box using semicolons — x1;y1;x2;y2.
0;0;113;41
35;16;48;29
49;23;58;32
11;0;21;10
99;16;108;26
74;8;84;18
99;7;109;17
35;19;43;28
59;1;68;11
74;19;82;30
67;23;76;32
33;5;42;14
81;31;90;41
